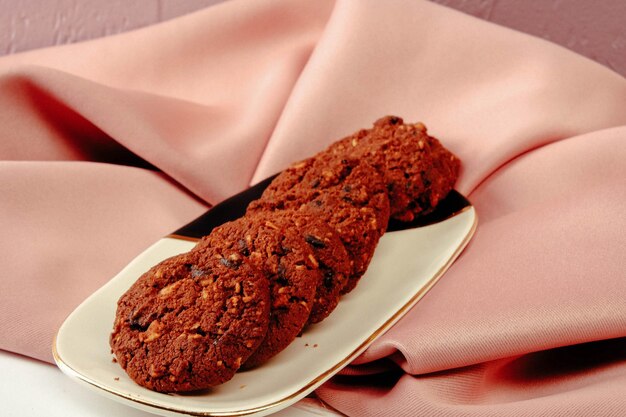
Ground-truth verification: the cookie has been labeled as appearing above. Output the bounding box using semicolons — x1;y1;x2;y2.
248;157;390;294
325;115;460;221
279;211;351;324
193;213;321;368
110;250;270;392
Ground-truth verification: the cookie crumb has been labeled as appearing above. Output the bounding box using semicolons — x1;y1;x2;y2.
305;343;309;347
313;344;318;348
112;357;117;363
240;385;247;389
114;377;120;381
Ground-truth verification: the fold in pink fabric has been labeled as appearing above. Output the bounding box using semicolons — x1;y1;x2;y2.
1;0;625;415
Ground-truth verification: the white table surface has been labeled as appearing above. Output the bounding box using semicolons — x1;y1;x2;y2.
0;350;341;417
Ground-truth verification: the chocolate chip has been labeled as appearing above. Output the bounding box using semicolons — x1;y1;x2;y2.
129;314;149;332
323;270;334;289
417;193;432;209
129;321;147;331
338;160;354;175
304;234;326;248
190;266;205;278
276;264;289;286
220;257;238;269
237;239;250;256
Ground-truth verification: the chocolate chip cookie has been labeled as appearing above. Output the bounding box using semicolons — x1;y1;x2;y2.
192;213;321;368
325;115;460;221
110;250;270;392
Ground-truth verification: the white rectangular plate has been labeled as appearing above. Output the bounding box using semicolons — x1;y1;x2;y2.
54;199;476;417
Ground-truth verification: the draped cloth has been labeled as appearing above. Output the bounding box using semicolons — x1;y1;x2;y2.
1;0;625;415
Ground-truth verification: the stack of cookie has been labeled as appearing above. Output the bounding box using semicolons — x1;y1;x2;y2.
110;116;460;392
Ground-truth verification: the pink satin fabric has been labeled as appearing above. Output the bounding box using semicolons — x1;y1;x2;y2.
1;0;625;415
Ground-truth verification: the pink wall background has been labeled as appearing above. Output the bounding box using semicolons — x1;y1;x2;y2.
1;0;625;77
